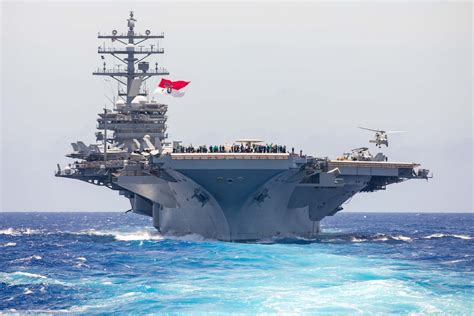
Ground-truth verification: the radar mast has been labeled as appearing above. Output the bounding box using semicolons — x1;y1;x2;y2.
93;11;169;106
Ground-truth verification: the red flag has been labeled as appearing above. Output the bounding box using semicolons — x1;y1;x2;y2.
158;79;190;91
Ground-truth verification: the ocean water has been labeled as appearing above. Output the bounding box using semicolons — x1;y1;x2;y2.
0;212;472;314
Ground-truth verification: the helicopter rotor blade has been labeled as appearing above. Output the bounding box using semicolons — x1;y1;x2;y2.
386;131;407;134
358;126;381;133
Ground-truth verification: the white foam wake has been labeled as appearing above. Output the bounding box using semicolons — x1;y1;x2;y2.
0;227;204;242
13;255;42;263
0;228;43;236
350;236;366;243
114;231;163;241
424;233;472;240
77;229;163;241
11;271;47;279
391;235;412;242
4;271;47;279
350;234;412;243
166;233;207;242
0;271;67;287
1;242;17;247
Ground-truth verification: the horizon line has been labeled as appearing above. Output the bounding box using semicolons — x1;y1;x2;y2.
0;210;472;214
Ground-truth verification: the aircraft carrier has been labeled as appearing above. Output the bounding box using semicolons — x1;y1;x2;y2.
56;12;431;241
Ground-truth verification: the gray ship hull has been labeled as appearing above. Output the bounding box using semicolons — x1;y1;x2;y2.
114;154;369;241
57;153;428;241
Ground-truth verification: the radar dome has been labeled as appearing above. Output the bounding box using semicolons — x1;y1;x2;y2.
131;95;147;107
115;99;125;110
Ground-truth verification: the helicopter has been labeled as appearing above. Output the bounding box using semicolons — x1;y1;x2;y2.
358;127;406;148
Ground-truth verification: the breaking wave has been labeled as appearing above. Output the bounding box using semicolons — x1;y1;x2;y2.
263;232;473;244
256;230;474;245
0;228;43;236
75;229;164;241
342;234;413;243
70;229;209;242
1;242;17;247
424;233;472;240
12;255;43;263
390;235;412;242
0;227;208;243
0;271;68;287
322;233;472;243
166;233;207;242
266;233;416;244
10;272;47;279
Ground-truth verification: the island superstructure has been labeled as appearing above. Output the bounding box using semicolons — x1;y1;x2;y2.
56;12;431;241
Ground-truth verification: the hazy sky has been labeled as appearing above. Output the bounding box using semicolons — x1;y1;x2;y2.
1;1;472;212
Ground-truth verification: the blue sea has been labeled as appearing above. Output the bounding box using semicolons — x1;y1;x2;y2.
0;212;472;314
